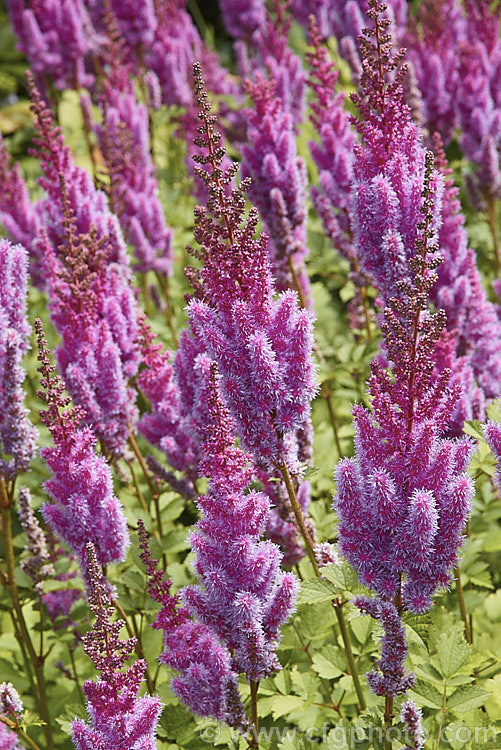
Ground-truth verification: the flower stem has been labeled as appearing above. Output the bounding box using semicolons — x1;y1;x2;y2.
455;568;472;644
332;598;367;712
486;195;500;272
1;482;54;750
384;695;394;750
248;680;260;749
321;382;343;458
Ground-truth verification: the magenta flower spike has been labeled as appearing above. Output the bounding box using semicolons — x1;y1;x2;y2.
29;79;141;455
0;240;38;481
181;364;298;681
7;0;96;90
186;63;316;475
0;139;43;283
400;700;425;750
93;22;173;275
242;75;310;302
36;320;129;577
71;544;162;750
484;422;501;492
0;724;20;750
219;0;266;38
138;520;249;731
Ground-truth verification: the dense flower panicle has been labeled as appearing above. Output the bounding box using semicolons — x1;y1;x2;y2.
97;0;157;49
349;8;444;307
0;684;23;718
236;0;305;127
485;422;501;492
307;20;356;263
0;138;43;281
0;724;20;750
404;0;465;143
400;700;425;750
17;487;55;586
355;596;414;696
455;1;501;204
0;240;38;480
335;5;475;634
94;26;173;275
242;76;310;301
29;80;140;454
431;136;501;404
36;321;129;576
71;545;162;750
7;0;96;90
181;364;298;682
219;0;266;38
137;322;208;483
187;64;316;472
138;520;248;730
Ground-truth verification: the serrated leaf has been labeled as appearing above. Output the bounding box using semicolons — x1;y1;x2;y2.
447;685;490;713
312;645;344;679
410;679;444;708
435;629;470;679
297;577;337;604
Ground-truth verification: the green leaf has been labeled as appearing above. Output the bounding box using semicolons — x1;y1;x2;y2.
311;645;345;679
435;629;470;679
410;679;444;708
297;577;337;605
447;686;491;714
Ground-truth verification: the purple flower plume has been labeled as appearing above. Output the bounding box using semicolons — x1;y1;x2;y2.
0;724;20;750
29;79;141;455
182;364;298;681
219;0;266;38
355;596;414;697
137;520;248;731
242;75;310;303
186;63;316;474
0;240;38;480
400;699;425;750
0;139;42;282
93;23;173;275
36;321;129;578
7;0;95;91
0;684;23;719
71;544;162;750
485;422;501;492
335;5;475;618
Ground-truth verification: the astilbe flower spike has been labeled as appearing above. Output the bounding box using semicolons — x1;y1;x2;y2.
235;0;305;127
242;75;310;303
484;422;501;492
93;13;173;275
187;63;316;475
17;487;55;589
0;240;38;482
29;77;141;455
400;699;425;750
71;544;162;750
0;683;22;750
182;363;299;681
137;519;248;731
219;0;266;38
35;320;129;579
7;0;95;91
0;138;43;282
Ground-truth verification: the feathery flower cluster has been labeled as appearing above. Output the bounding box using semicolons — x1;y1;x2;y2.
71;544;162;750
29;80;140;455
0;684;22;719
404;0;465;143
137;321;207;485
219;0;266;38
236;0;305;127
94;22;173;275
431;137;501;412
0;138;42;280
456;1;501;205
17;487;55;587
36;320;129;578
484;422;501;493
182;364;298;681
336;3;475;616
400;700;425;750
7;0;95;90
355;596;414;696
0;240;37;481
97;0;157;50
187;63;316;474
242;76;310;301
0;726;19;750
138;520;248;730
